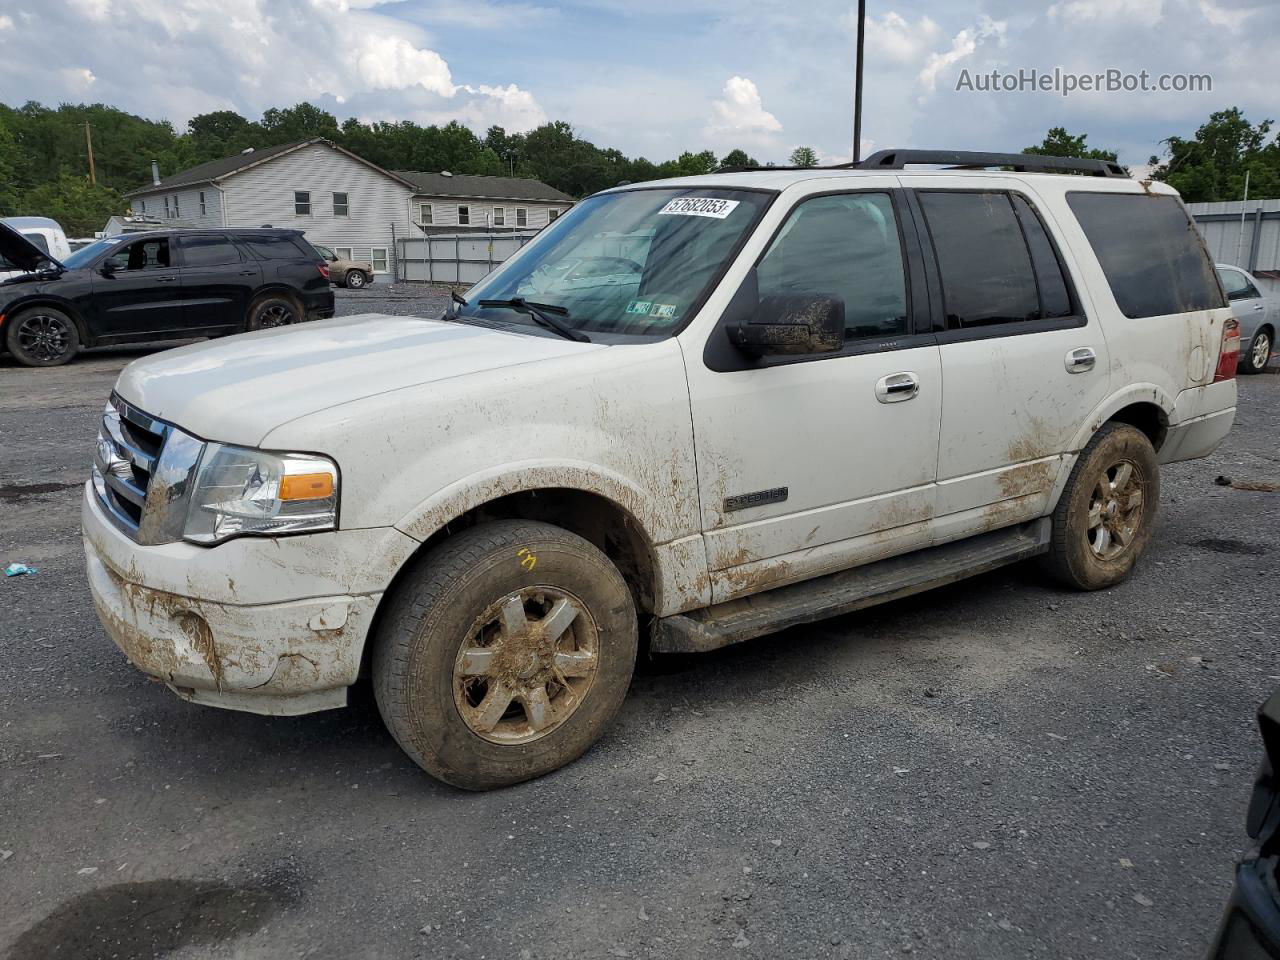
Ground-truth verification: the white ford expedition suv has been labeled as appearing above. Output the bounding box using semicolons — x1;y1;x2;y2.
83;150;1238;790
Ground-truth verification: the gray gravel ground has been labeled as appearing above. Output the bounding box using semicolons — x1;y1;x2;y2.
1;294;1279;959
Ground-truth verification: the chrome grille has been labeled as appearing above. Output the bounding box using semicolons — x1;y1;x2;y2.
93;395;169;539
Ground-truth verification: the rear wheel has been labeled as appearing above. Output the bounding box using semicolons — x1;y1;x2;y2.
373;520;637;790
1043;423;1159;590
246;294;300;331
5;306;80;366
345;270;366;289
1240;328;1272;374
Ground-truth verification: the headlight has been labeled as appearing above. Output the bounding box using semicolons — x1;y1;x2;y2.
183;443;339;545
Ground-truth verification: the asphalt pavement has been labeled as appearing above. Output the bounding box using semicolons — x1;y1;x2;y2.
2;292;1278;959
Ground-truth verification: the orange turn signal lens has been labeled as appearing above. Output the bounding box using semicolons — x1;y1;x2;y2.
280;472;334;501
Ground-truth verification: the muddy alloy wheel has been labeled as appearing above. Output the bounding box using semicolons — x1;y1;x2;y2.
246;296;299;331
6;307;80;367
345;270;365;289
1242;330;1272;374
373;519;637;790
1043;422;1159;590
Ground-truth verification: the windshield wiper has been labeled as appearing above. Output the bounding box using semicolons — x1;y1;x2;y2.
477;298;591;343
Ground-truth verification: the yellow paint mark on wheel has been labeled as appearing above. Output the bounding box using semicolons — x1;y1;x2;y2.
517;548;537;571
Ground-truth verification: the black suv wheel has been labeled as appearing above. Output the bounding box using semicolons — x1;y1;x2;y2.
5;306;81;366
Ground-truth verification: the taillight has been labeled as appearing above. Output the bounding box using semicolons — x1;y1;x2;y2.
1213;317;1241;382
317;261;330;280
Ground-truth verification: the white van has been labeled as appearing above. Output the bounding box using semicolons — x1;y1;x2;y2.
82;150;1237;789
0;216;72;282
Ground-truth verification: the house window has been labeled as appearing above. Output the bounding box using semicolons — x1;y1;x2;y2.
173;195;180;217
419;203;433;225
294;191;311;215
515;208;528;227
333;192;349;217
548;209;559;221
139;200;146;213
370;247;388;273
334;247;353;261
493;206;505;226
457;205;470;226
199;191;207;216
163;197;170;218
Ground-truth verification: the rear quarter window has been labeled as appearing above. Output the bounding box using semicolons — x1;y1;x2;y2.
1066;192;1225;319
236;233;315;261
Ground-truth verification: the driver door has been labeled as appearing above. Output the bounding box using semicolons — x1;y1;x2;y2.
683;182;943;602
92;236;185;339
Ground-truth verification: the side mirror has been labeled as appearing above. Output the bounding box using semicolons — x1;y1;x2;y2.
725;273;845;357
99;259;116;277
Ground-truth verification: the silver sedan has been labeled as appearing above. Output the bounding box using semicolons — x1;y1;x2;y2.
1218;263;1278;374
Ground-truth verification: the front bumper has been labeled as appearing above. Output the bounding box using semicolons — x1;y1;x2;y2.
82;483;416;715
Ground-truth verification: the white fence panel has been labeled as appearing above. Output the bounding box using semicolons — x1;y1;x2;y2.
397;232;539;285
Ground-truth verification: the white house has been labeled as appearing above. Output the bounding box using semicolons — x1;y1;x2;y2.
123;139;575;278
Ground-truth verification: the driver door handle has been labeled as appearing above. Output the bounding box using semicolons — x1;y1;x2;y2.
875;372;920;403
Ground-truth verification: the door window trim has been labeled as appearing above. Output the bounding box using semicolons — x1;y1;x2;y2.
910;187;1089;345
702;187;927;373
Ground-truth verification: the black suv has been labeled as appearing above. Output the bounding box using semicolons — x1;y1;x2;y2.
0;225;335;366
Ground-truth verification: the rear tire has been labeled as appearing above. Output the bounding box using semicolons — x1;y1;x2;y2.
373;520;637;790
1240;328;1272;375
245;294;300;331
1042;423;1159;590
5;306;80;366
345;270;366;289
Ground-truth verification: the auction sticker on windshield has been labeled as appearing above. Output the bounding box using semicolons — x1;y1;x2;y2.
658;197;741;219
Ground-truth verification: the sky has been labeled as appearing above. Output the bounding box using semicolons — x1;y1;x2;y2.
0;0;1274;170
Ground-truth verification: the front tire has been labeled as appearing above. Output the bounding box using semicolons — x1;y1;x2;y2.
1240;328;1272;375
373;520;638;790
345;270;366;289
1043;423;1159;590
245;294;300;331
5;306;80;366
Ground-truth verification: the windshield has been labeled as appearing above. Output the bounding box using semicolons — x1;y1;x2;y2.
458;187;772;341
62;236;126;270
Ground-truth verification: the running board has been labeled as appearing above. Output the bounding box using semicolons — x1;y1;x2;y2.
652;519;1051;654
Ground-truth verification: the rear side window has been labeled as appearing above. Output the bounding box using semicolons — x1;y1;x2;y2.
236;233;313;261
179;234;242;267
918;192;1040;328
1217;267;1259;302
1066;192;1225;318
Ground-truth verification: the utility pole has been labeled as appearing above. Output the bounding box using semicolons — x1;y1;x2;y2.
84;121;96;185
852;0;866;163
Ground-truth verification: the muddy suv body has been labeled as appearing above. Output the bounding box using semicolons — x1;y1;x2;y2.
312;244;375;289
83;151;1238;789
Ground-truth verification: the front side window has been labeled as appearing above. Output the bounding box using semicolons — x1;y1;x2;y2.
458;205;471;226
1066;192;1225;318
756;192;908;341
516;208;528;227
105;237;171;271
493;206;506;226
459;187;772;342
918;191;1041;328
333;192;349;217
420;203;433;225
370;247;388;273
294;191;311;216
1217;267;1259;301
179;234;241;267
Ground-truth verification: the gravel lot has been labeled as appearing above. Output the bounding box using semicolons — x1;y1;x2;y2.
2;290;1278;959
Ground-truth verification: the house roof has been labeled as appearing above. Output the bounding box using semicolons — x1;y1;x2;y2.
393;170;573;203
125;138;419;197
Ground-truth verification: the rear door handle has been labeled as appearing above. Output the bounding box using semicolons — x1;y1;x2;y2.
1253;303;1265;311
875;372;920;403
155;275;177;283
239;270;256;276
1066;347;1096;373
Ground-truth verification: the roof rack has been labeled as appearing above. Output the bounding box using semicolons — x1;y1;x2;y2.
859;149;1129;178
716;149;1128;178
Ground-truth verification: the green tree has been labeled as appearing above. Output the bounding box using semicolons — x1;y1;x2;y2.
1150;108;1280;202
17;172;123;235
719;148;759;169
260;103;340;143
1023;127;1119;162
789;146;818;167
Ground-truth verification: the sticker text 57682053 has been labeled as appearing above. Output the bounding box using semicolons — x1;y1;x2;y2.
658;197;741;220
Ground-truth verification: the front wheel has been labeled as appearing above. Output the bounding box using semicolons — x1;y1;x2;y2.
1042;423;1159;590
345;270;366;289
373;520;638;790
1240;328;1272;375
5;306;81;366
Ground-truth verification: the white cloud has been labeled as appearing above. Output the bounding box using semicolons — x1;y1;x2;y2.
0;15;12;30
705;76;781;142
60;67;97;90
351;35;457;97
1048;0;1164;22
918;16;1006;94
859;12;942;65
1197;0;1254;30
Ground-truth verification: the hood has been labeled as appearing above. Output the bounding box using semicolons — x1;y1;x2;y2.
0;221;62;273
114;314;605;445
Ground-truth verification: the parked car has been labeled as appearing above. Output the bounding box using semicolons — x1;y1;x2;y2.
83;150;1238;790
0;216;72;282
0;226;335;366
311;243;374;289
1217;264;1277;374
1207;689;1280;957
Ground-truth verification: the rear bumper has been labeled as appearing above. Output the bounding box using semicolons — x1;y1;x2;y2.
1160;380;1237;464
1206;858;1280;958
303;287;336;321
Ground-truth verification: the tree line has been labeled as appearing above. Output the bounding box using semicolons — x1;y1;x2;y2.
0;99;1275;236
